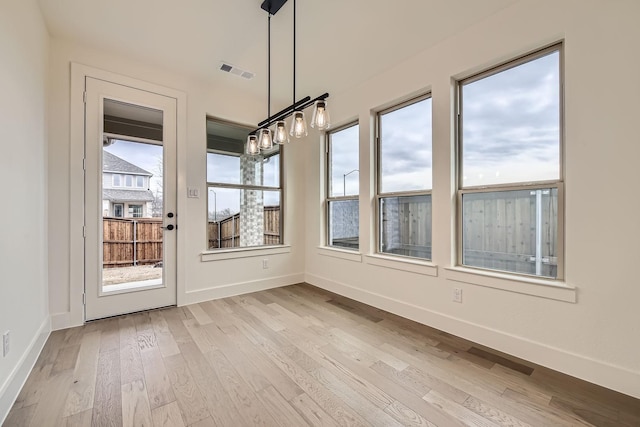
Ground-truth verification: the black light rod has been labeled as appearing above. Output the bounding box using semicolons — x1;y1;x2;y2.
257;96;310;127
250;92;329;134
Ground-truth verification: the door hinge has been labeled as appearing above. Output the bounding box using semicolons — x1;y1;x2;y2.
83;91;87;104
82;226;86;238
82;158;86;171
82;293;86;305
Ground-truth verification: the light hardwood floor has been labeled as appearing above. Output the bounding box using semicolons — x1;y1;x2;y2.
4;284;639;426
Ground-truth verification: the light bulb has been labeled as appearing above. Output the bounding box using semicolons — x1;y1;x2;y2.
246;134;259;155
258;128;273;150
289;110;308;138
311;100;330;130
273;120;289;144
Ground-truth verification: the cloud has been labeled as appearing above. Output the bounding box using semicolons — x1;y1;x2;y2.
461;51;560;186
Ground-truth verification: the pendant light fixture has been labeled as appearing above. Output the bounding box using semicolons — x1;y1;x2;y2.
273;120;289;144
246;0;330;152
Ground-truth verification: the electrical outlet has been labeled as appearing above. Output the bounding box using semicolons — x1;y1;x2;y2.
453;288;463;303
262;259;269;269
3;331;10;357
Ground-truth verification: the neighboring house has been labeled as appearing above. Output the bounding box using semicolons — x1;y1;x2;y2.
102;151;154;218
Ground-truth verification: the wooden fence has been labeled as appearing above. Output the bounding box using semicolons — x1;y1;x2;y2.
208;206;280;249
103;217;163;268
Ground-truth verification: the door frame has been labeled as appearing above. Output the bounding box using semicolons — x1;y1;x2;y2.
62;63;187;329
84;77;177;320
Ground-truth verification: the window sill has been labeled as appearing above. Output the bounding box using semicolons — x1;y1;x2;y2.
444;266;576;303
317;246;362;263
201;245;291;262
365;254;438;277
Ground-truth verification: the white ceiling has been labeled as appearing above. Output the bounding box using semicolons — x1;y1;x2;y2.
38;0;519;109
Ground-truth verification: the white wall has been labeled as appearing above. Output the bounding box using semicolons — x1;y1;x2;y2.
0;0;51;420
303;0;640;399
48;39;306;327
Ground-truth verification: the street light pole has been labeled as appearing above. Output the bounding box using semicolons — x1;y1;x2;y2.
343;169;359;196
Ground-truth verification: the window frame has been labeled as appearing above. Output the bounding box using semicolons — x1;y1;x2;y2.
124;174;133;187
456;43;565;280
375;93;433;261
325;121;360;250
128;204;143;218
112;174;122;187
205;117;284;251
136;175;145;188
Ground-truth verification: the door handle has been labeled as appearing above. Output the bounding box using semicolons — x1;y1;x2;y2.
167;212;174;218
163;224;175;231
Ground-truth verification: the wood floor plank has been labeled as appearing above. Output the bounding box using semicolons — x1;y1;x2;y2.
151;401;185;427
148;311;180;358
12;363;53;409
256;386;309;427
163;353;211;426
384;400;436;427
182;318;217;354
121;379;153;427
139;346;175;410
3;403;37;427
62;331;102;417
28;370;73;427
423;390;501;427
119;316;145;385
186;303;213;326
51;344;80;376
62;409;92;427
203;348;279;426
177;340;243;427
92;348;122;427
290;393;340;427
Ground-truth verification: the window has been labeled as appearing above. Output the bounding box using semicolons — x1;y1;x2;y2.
326;123;359;250
206;118;282;249
113;203;123;218
136;175;145;188
376;95;432;260
457;45;562;279
112;174;122;187
125;175;133;187
128;204;143;218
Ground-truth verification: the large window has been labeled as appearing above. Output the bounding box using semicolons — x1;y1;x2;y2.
326;123;359;250
206;118;282;249
376;95;432;260
458;45;563;278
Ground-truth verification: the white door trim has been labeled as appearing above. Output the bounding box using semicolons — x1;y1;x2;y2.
63;63;187;329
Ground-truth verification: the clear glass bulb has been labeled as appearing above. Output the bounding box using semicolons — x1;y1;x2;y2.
246;134;259;155
273;120;289;144
311;100;330;130
289;110;308;138
258;128;273;150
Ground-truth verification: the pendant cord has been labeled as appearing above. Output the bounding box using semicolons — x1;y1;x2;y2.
293;0;296;106
268;14;271;121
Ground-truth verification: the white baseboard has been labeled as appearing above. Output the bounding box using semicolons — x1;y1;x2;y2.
305;273;640;400
182;273;305;306
51;312;72;331
0;317;51;425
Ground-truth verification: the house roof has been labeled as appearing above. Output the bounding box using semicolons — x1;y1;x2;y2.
103;189;155;203
103;151;152;176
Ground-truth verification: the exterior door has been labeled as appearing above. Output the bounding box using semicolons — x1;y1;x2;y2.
84;77;177;320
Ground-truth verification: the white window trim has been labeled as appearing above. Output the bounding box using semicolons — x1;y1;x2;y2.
317;246;362;263
456;43;564;280
376;93;433;261
444;266;576;303
112;174;122;187
201;245;291;262
326;121;360;251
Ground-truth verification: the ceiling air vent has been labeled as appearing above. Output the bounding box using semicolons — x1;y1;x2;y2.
219;62;255;80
